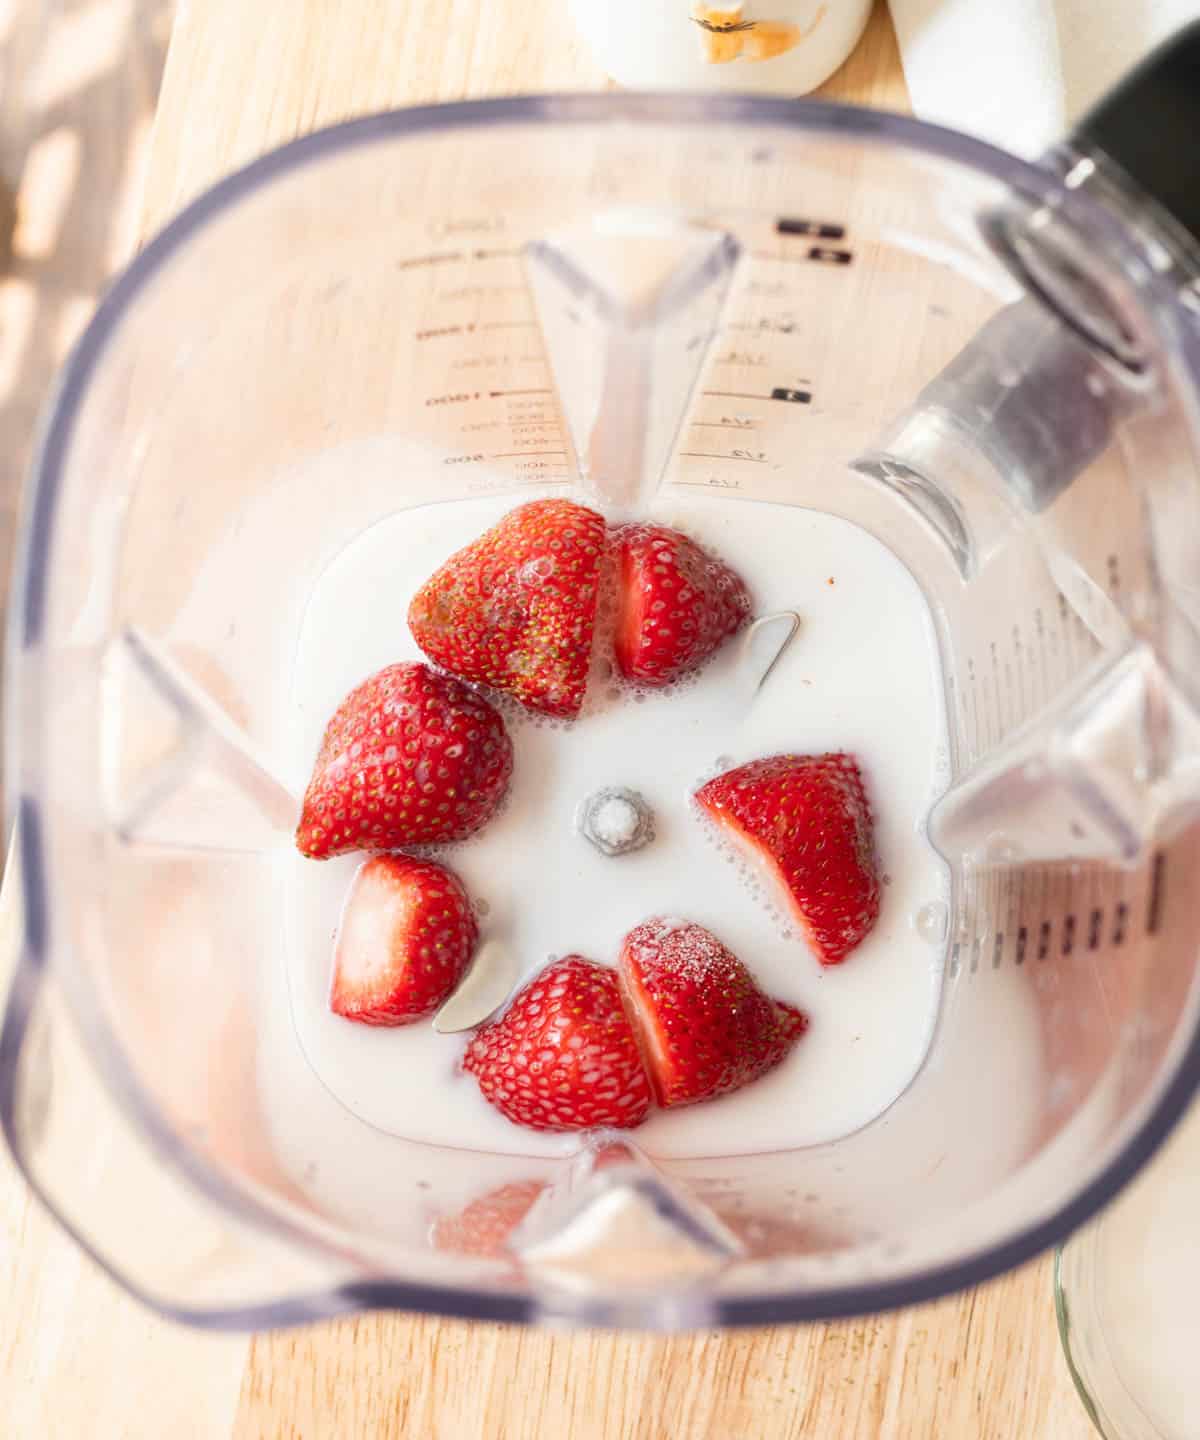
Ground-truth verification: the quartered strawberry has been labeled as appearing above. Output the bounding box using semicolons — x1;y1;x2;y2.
296;661;512;859
431;1179;545;1258
618;918;807;1109
463;956;652;1132
613;523;752;686
408;498;606;719
695;753;880;965
766;1001;811;1068
331;854;479;1025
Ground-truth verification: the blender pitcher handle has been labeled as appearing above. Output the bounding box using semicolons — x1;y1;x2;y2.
1018;19;1200;356
853;22;1200;559
863;23;1200;871
1067;20;1200;266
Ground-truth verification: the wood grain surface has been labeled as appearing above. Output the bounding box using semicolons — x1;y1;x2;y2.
0;2;1098;1436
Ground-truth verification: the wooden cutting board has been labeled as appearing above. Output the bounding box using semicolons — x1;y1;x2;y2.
0;2;1098;1435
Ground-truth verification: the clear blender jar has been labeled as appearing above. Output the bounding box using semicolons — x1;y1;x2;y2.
5;28;1200;1330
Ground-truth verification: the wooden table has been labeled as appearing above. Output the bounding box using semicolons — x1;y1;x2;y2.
0;2;1099;1435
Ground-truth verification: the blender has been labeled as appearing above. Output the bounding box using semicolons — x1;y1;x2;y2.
4;27;1200;1331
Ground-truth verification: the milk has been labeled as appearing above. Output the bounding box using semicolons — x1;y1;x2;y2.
285;491;949;1160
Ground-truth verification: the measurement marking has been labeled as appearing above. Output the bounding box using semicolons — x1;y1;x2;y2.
672;479;741;489
1013;622;1027;729
491;450;567;458
1038;920;1051;961
1147;851;1166;935
396;251;464;269
1003;650;1016;737
751;247;854;266
474;248;521;260
1062;913;1076;956
489;389;552;397
679;451;767;464
992;931;1005;969
809;246;853;265
1113;901;1128;945
982;648;997;752
691;421;760;429
1016;925;1028;964
1088;909;1103;950
967;658;980;765
1005;874;1022;970
701;388;811;405
970;936;982;974
991;639;1005;742
727;320;797;335
776;217;846;239
1057;591;1074;687
468;477;567;493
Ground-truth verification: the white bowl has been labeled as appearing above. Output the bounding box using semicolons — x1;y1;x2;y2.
568;0;874;94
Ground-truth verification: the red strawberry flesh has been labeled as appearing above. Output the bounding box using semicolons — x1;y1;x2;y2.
331;855;478;1025
613;523;752;686
408;498;606;719
766;1001;811;1069
296;661;512;859
463;956;651;1132
695;753;880;966
431;1179;545;1258
618;918;807;1109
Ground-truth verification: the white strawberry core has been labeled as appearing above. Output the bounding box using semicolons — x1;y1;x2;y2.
334;866;411;997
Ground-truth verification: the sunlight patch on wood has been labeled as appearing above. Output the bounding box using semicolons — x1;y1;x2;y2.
13;126;79;261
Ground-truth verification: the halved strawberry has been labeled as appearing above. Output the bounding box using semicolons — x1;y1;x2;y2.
767;1001;811;1067
431;1179;545;1258
618;918;807;1108
408;498;606;719
613;523;752;686
463;956;651;1132
695;753;880;965
331;854;478;1025
296;661;512;859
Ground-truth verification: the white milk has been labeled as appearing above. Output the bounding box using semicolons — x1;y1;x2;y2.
285;491;949;1160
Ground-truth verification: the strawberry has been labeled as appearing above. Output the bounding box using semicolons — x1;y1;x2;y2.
296;662;512;859
766;1001;811;1067
463;956;651;1132
331;854;478;1025
695;753;880;965
431;1179;545;1258
613;523;751;686
619;919;806;1108
408;498;606;719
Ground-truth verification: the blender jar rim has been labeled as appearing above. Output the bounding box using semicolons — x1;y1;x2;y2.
6;92;1200;1331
